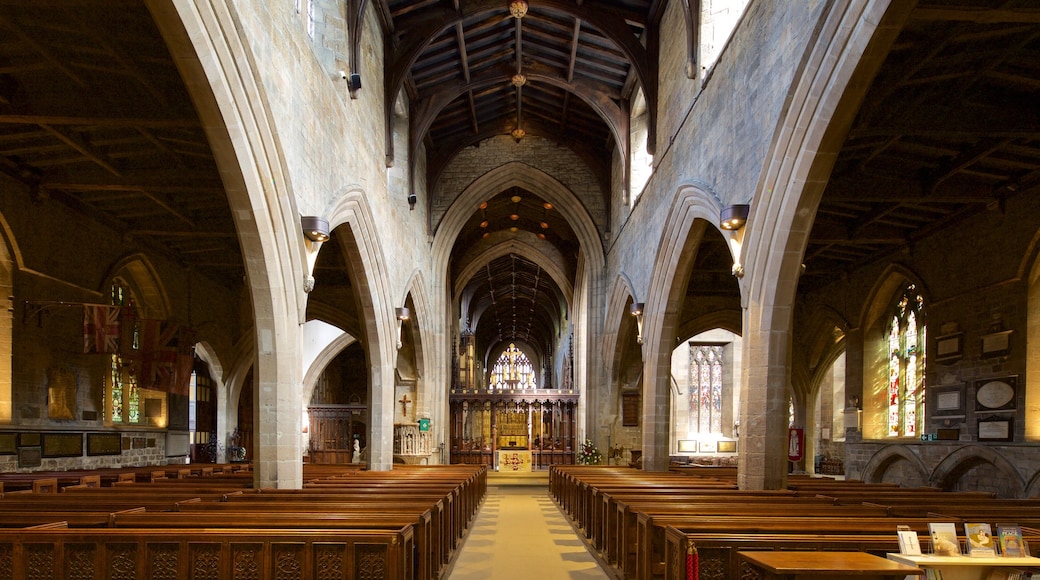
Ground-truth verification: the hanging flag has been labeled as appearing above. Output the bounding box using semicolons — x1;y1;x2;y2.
137;319;195;395
83;305;121;354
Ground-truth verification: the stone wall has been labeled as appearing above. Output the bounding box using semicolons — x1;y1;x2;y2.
846;440;1040;498
0;431;171;474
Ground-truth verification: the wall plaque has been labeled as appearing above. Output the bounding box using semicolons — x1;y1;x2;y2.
621;392;640;427
86;432;122;456
18;447;41;468
0;433;16;455
41;432;83;457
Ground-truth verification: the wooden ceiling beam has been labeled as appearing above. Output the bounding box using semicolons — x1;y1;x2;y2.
0;114;199;128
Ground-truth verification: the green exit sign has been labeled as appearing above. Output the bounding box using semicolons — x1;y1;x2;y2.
920;433;938;442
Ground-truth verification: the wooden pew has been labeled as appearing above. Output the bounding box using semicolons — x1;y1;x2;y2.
633;515;937;580
611;500;892;576
173;500;447;580
0;526;413;579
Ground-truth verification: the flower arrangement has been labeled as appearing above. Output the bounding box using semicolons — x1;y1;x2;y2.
577;439;603;465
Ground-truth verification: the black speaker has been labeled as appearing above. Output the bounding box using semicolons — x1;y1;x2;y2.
349;73;362;92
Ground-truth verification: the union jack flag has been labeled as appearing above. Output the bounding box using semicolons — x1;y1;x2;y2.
83;305;121;354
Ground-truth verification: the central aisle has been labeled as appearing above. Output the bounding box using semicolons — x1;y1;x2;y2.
446;478;611;579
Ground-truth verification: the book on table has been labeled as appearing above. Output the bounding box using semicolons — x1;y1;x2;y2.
965;522;997;557
897;525;922;556
928;522;961;556
997;523;1026;558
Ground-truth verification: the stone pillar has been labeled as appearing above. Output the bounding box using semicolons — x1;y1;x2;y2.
642;341;672;472
369;356;395;471
254;351;304;488
739;323;790;490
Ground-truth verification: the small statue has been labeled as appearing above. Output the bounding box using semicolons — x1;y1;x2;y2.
352;438;361;464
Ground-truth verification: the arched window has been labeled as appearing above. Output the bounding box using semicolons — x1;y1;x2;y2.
107;280;141;424
887;284;926;437
689;344;724;434
488;343;537;390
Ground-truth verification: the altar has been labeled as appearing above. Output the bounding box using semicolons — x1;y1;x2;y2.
496;450;532;472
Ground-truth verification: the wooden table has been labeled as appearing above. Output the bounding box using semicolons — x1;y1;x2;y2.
738;551;924;579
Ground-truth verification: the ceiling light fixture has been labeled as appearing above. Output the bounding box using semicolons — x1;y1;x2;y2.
509;0;528;18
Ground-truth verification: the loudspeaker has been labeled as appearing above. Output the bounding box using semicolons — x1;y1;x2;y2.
407;192;417;209
349;73;362;92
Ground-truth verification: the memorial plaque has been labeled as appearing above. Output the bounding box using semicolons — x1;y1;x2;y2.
0;432;15;455
87;432;123;456
621;392;640;427
41;432;83;457
19;447;41;468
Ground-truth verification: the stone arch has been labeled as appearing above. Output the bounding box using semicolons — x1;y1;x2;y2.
149;2;307;488
930;445;1026;498
1024;231;1040;440
193;341;230;460
640;183;725;471
325;188;397;470
605;273;641;385
106;254;171;318
676;310;743;343
736;0;898;489
858;444;930;486
432;162;604;272
431;161;606;452
602;274;643;451
302;325;356;406
857;264;929;440
1024;470;1040;498
0;213;19;424
453;242;574;312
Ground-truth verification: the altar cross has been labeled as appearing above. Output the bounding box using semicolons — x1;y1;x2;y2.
399;394;410;415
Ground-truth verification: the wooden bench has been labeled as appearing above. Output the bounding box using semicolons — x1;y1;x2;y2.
0;526;413;579
633;516;938;580
173;500;448;579
609;500;892;576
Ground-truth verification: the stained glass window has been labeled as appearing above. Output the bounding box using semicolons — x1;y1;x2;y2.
887;284;926;437
106;280;142;425
488;343;537;390
688;344;724;434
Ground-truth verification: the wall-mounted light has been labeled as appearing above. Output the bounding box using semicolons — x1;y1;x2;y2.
301;216;329;293
407;192;417;211
301;216;330;242
630;302;645;345
720;204;749;230
396;306;410;349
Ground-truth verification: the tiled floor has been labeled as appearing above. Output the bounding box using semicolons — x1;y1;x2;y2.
446;478;611;579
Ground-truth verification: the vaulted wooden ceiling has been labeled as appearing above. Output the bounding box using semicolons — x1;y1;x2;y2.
380;0;661;207
803;1;1040;288
0;1;1037;352
0;2;239;287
